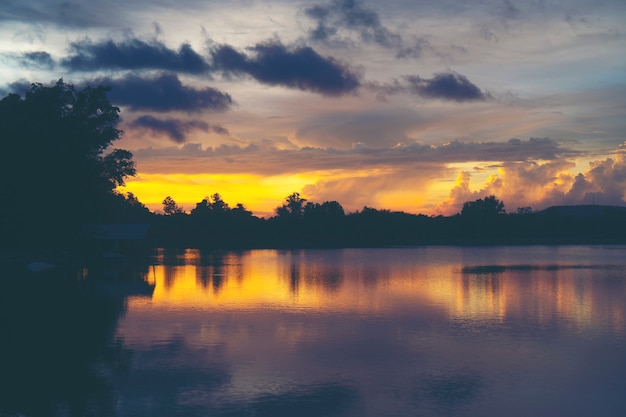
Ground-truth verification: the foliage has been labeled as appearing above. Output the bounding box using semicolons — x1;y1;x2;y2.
0;79;137;249
276;192;307;218
460;195;505;218
190;193;230;217
162;196;184;215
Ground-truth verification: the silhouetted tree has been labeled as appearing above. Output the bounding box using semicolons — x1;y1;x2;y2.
231;203;253;218
162;196;183;215
304;201;345;219
0;79;137;249
190;193;231;218
460;195;505;217
276;192;307;218
190;196;211;217
208;193;229;213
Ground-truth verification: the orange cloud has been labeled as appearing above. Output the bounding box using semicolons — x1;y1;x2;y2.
437;143;626;214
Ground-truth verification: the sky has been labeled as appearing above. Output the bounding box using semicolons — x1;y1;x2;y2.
1;0;625;216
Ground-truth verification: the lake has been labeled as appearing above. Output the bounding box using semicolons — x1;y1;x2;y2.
2;246;625;416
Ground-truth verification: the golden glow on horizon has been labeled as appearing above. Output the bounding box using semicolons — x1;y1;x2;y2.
120;172;324;216
118;151;621;217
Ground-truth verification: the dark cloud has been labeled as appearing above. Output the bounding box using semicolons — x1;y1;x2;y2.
130;115;226;143
63;38;209;73
18;51;55;69
211;40;361;96
366;71;486;102
304;0;402;48
406;71;487;102
92;73;232;112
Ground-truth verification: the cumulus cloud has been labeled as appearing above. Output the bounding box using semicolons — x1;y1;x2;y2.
437;144;626;214
92;73;232;112
210;40;361;96
129;115;228;143
406;71;487;102
63;38;210;73
302;164;446;212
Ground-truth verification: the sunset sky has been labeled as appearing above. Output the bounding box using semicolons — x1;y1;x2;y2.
1;0;625;216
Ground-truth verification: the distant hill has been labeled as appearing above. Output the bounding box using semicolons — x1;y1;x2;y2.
538;205;626;219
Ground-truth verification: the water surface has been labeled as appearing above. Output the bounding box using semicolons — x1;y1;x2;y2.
116;246;626;417
3;246;626;416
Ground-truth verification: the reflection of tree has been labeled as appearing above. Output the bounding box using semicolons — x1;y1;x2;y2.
0;269;131;417
196;251;229;294
290;263;300;294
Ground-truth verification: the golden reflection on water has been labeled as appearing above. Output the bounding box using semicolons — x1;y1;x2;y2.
129;248;625;334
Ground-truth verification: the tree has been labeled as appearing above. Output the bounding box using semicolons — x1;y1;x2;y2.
162;196;184;215
0;79;137;248
276;192;307;218
231;203;252;217
303;201;345;220
460;195;505;218
208;193;229;213
190;197;211;217
190;193;230;217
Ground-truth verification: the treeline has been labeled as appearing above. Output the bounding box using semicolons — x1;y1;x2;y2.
131;193;626;248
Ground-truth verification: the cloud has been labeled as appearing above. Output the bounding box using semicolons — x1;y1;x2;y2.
210;40;361;96
395;38;434;59
406;71;487;102
304;0;402;48
365;70;487;102
15;51;55;69
62;38;209;73
132;137;579;177
129;115;230;143
302;164;446;212
437;143;626;214
91;73;232;112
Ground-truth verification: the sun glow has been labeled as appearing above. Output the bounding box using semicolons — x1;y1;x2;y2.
120;172;323;216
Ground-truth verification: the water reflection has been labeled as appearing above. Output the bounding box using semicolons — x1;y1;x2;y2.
135;247;626;335
0;268;131;417
111;246;626;416
3;246;625;417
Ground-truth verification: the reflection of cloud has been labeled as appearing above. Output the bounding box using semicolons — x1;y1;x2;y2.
114;337;231;416
218;383;359;417
417;370;483;408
